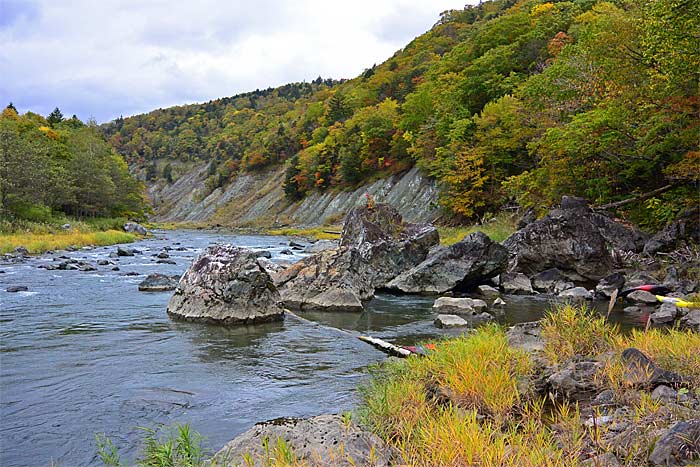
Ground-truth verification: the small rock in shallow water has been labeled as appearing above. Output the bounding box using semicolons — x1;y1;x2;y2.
433;296;488;314
500;272;534;295
6;286;28;292
138;273;178;292
116;247;135;257
493;297;506;306
477;284;500;299
97;260;110;266
156;259;176;265
558;287;592;301
156;251;169;259
626;290;657;304
650;303;677;324
279;249;294;255
434;314;469;328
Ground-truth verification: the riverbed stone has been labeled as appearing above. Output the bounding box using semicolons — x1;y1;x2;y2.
596;272;626;298
500;272;534;295
477;284;500;299
275;204;438;311
433;297;488;314
626;290;658;304
531;268;564;293
139;273;179;292
211;414;396;467
558;287;593;301
386;231;508;294
167;244;284;324
6;286;28;292
681;310;700;331
116;246;136;257
650;303;677;324
434;314;470;328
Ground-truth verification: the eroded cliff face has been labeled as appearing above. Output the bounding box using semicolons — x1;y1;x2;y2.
146;164;440;227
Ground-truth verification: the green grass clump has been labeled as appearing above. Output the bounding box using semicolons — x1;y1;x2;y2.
438;212;517;245
357;325;575;466
541;303;618;364
265;226;341;241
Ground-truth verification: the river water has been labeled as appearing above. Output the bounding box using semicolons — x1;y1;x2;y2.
0;230;645;466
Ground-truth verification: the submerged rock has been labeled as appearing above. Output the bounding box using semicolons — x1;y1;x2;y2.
167;245;284;324
139;273;179;292
434;314;471;328
386;232;508;294
6;286;28;293
211;414;396;467
116;246;136;257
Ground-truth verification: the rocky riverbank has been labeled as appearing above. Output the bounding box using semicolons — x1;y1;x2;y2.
159;197;699;466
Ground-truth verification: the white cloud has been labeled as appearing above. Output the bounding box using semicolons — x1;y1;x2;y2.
0;0;474;122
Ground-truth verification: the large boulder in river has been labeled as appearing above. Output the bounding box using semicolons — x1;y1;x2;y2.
503;197;632;281
386;231;508;294
167;244;284;324
211;414;396;467
274;204;438;311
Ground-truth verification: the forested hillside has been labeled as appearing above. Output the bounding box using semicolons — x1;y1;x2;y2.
0;106;148;221
103;0;699;227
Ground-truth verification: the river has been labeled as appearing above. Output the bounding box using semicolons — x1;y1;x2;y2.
0;230;645;466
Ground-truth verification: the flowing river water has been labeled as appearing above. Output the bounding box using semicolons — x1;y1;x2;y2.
0;230;646;466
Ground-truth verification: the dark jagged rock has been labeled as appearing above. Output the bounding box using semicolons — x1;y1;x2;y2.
503;197;643;281
621;348;689;389
275;204;438;311
500;272;534;295
517;207;537;229
649;419;700;466
116;247;136;257
211;414;396;467
644;206;700;255
139;273;178;292
340;203;439;287
386;231;508;294
167;244;284;324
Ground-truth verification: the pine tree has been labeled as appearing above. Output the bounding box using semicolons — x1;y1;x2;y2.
47;107;64;127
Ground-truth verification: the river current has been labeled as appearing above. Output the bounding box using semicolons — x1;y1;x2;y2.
0;230;644;466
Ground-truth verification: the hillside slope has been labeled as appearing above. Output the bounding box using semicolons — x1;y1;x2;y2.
104;0;698;228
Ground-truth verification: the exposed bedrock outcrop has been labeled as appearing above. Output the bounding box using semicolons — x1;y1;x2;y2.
273;204;439;311
166;244;284;324
503;196;646;281
385;231;508;294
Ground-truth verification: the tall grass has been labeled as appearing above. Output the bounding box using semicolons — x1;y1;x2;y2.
0;230;136;254
541;303;617;364
265;226;341;241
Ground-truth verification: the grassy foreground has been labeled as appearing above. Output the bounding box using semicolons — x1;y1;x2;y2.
358;305;700;466
0;216;139;254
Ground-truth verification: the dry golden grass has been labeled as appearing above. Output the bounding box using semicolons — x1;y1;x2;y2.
0;230;136;254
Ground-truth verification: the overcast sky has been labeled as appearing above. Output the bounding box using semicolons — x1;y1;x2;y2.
1;0;474;123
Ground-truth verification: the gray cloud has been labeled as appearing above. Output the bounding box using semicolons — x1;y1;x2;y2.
0;0;473;123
